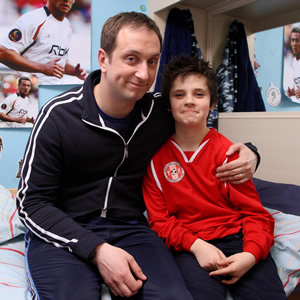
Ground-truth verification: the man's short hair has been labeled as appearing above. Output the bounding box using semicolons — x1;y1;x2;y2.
100;11;162;59
291;27;300;35
18;76;31;85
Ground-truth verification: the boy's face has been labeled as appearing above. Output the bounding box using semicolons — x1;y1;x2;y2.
169;74;212;130
100;25;161;104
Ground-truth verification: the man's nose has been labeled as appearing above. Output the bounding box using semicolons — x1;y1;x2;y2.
135;62;149;81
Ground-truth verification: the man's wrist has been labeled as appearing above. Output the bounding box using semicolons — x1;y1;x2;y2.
88;248;97;263
244;142;260;171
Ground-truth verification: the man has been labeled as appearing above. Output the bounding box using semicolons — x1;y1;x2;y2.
0;0;86;85
286;27;300;99
17;12;259;299
0;76;35;128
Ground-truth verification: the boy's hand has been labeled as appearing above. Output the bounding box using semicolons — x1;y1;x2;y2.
190;239;226;271
209;252;256;284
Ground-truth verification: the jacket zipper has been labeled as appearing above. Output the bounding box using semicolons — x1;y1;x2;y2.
94;100;155;217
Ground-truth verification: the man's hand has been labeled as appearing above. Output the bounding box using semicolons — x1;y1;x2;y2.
190;239;226;271
216;143;257;184
295;87;300;99
41;58;64;79
0;46;64;79
286;87;294;97
209;252;256;285
27;117;35;124
74;63;87;80
92;243;147;297
15;116;26;124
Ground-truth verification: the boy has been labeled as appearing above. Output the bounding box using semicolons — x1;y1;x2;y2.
143;55;286;299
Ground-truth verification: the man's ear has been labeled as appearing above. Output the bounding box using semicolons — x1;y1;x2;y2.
98;48;108;72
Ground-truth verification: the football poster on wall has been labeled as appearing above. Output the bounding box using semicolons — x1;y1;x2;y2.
283;22;300;104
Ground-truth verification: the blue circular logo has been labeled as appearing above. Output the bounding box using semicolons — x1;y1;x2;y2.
140;4;146;12
8;29;22;42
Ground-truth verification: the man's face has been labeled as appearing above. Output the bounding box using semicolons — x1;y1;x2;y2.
291;32;300;57
18;80;31;98
101;26;161;104
49;0;75;19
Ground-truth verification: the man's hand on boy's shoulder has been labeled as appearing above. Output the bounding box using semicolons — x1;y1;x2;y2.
216;143;257;184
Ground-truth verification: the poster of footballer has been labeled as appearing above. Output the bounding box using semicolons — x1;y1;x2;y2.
0;73;38;128
0;0;91;86
283;22;300;104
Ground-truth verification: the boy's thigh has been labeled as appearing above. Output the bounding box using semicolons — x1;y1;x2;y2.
230;254;286;300
26;233;102;300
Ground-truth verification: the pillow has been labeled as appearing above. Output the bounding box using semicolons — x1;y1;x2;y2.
265;207;300;296
0;235;31;299
0;184;26;243
253;178;300;216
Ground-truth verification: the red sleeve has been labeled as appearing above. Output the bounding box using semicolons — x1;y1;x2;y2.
221;175;274;262
143;160;198;251
223;153;275;262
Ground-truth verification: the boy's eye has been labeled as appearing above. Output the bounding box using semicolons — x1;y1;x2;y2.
175;92;184;98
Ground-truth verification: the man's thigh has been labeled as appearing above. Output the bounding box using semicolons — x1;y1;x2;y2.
26;232;102;300
26;222;192;300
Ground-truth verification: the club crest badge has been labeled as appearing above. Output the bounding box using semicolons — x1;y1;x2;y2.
1;104;7;110
164;161;185;183
9;29;22;42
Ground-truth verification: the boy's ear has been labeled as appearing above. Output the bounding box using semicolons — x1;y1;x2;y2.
210;100;218;111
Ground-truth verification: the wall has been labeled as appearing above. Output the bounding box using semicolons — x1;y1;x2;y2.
218;111;300;185
0;0;147;189
255;26;300;111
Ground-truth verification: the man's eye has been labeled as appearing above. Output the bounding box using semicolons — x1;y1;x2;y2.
127;57;136;62
149;59;158;66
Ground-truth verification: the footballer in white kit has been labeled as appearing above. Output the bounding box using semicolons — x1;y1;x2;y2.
1;6;72;85
290;57;300;103
0;76;35;128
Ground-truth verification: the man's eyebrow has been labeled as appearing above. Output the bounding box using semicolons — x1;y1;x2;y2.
124;49;161;57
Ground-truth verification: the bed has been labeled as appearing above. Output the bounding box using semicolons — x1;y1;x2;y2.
1;178;299;300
